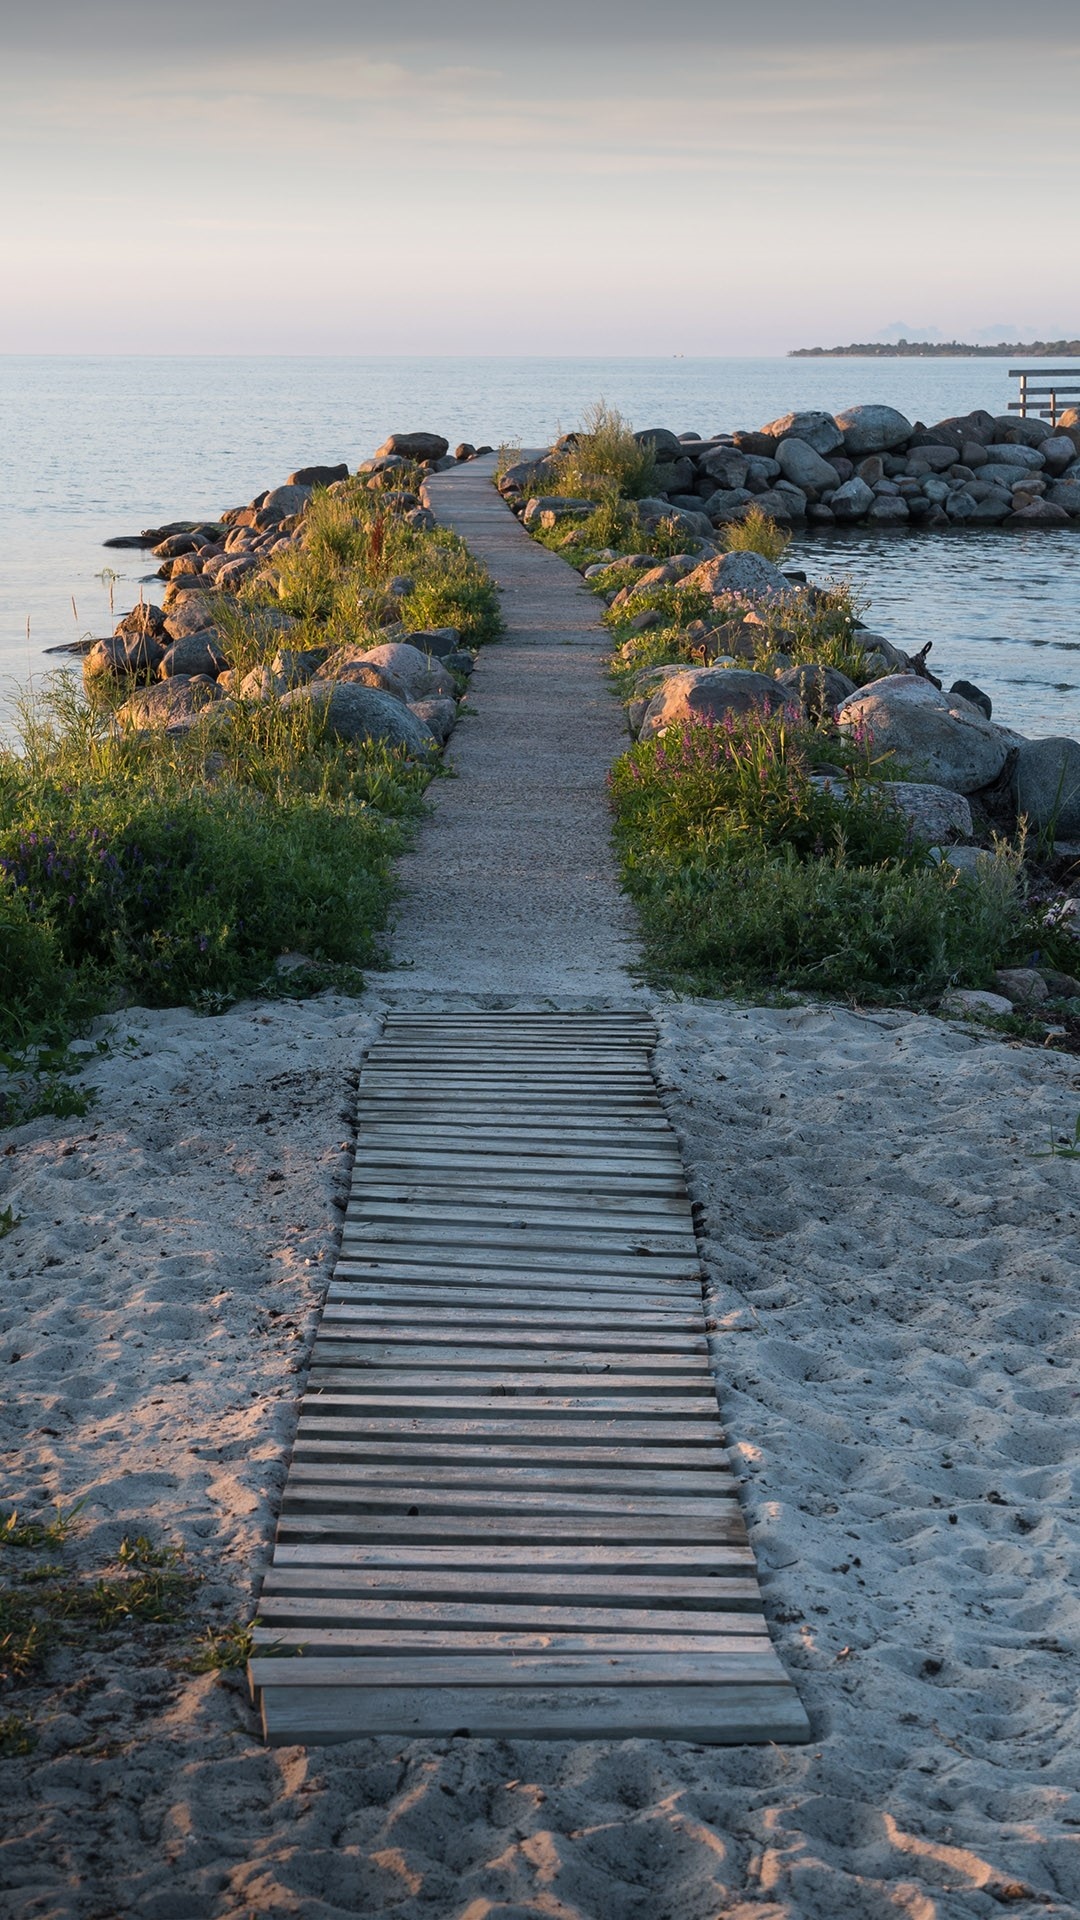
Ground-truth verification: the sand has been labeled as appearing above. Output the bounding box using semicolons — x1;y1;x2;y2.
2;989;1080;1918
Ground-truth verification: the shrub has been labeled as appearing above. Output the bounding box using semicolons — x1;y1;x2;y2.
549;403;660;501
721;507;792;564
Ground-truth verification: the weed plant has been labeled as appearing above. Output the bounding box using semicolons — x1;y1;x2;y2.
610;711;1027;1000
722;506;793;564
547;403;660;501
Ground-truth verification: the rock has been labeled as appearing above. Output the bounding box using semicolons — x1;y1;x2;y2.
829;476;875;520
967;493;1013;523
984;442;1045;471
835;405;913;454
117;678;223;732
940;989;1014;1018
1010;499;1070;525
158;632;226;679
404;507;437;531
271;647;327;686
978;462;1032;489
633;427;684;458
409;696;457;745
681;550;801;606
353;641;455;700
287;463;349;486
113;602;166;641
1011;736;1080;835
950;679;992;719
327;660;409;702
945;490;978;522
758;410;843;455
83;635;157;683
403;626;462;659
238;666;287;701
1046;480;1080;515
703;487;755;523
638;667;798;741
522;496;596;529
374;432;449;462
994;967;1049;1005
881;781;973;841
905;444;958;473
650;505;715;539
776;663;857;718
455;443;476;461
443;650;474;676
1039;968;1080;997
732;430;778;457
163;596;220;641
261;484;312;519
700;448;751;489
774;437;839;492
1038;437;1077;475
281;681;437;753
990;414;1050;448
867;494;910;524
836;675;1010;794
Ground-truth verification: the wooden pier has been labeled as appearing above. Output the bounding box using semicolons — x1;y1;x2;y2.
248;1010;809;1747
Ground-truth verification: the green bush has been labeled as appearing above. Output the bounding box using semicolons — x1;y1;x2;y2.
548;404;660;501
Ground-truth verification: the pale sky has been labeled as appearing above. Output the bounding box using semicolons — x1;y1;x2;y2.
1;0;1077;354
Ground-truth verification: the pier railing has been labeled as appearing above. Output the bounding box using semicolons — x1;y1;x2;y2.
1009;368;1080;426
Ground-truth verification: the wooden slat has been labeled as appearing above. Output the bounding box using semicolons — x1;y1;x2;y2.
250;1009;806;1748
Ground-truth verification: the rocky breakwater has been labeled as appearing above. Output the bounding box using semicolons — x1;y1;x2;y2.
88;433;491;747
501;405;1080;534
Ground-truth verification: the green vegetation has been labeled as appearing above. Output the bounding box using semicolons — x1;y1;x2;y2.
721;505;792;564
610;710;1028;1001
547;402;660;501
0;478;501;1103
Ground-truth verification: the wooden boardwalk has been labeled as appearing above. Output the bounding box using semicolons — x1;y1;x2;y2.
249;1010;809;1746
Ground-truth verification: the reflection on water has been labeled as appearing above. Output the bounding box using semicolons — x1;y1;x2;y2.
787;527;1080;739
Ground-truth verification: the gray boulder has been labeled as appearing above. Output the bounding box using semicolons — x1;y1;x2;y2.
238;666;287;701
83;634;163;683
950;679;992;719
404;626;462;658
638;667;799;741
681;549;801;605
990;415;1050;448
271;647;327;686
117;677;223;732
905;444;958;473
114;602;166;641
700;448;751;489
374;432;449;462
356;641;455;699
881;781;973;842
994;967;1049;1005
287;463;349;486
835;405;913;454
967;492;1013;523
1010;500;1070;525
777;663;857;718
836;675;1010;793
1011;736;1080;835
159;632;226;679
703;487;754;523
775;438;839;491
522;496;596;528
282;681;437;753
1038;437;1077;475
163;596;220;640
758;410;843;455
262;484;312;519
829;476;875;520
633;428;684;457
409;696;457;745
1047;481;1080;515
983;443;1044;471
941;988;1013;1018
867;495;910;524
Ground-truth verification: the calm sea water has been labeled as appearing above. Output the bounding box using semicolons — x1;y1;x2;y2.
2;354;1079;740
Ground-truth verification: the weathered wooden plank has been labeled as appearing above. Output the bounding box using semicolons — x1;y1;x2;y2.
286;1459;735;1496
338;1240;700;1277
333;1255;701;1292
291;1438;728;1471
306;1370;714;1399
269;1542;758;1573
323;1294;701;1327
319;1315;700;1351
275;1509;745;1546
301;1390;718;1417
311;1339;707;1374
252;1628;771;1657
345;1206;698;1248
282;1474;737;1517
255;1598;764;1634
293;1420;725;1451
347;1185;694;1223
252;1650;787;1690
260;1680;810;1747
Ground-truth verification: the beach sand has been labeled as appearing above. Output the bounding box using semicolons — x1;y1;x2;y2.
2;992;1079;1919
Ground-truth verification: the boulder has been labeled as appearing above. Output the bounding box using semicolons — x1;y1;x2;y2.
327;660;409;702
117;677;223;732
880;781;973;842
1038;437;1077;475
409;696;457;745
638;667;798;741
403;626;462;658
774;437;840;492
758;410;843;455
836;675;1010;793
238;666;287;701
950;679;992;719
522;496;596;529
1047;480;1080;515
994;967;1049;1005
352;641;455;700
835;405;913;454
743;488;803;524
867;495;910;524
262;484;312;519
163;596;220;641
829;476;875;520
281;681;437;753
777;663;856;718
967;492;1013;523
1011;736;1080;835
633;427;684;458
1010;500;1070;525
158;632;226;679
703;487;754;523
940;989;1013;1018
905;444;958;473
114;602;166;641
700;449;751;489
990;414;1051;448
271;647;327;686
287;463;349;487
375;432;449;462
404;507;437;531
681;550;800;606
983;442;1045;471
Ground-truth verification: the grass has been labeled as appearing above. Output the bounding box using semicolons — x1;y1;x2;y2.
0;476;501;1092
722;505;792;563
547;402;661;501
610;710;1031;1001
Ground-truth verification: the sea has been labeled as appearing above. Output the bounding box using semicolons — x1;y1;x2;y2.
2;354;1080;742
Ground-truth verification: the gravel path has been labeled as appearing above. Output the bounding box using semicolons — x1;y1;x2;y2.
384;455;640;998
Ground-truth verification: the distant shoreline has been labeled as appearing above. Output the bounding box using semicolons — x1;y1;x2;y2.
791;341;1080;359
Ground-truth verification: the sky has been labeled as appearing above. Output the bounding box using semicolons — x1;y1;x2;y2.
1;0;1077;355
